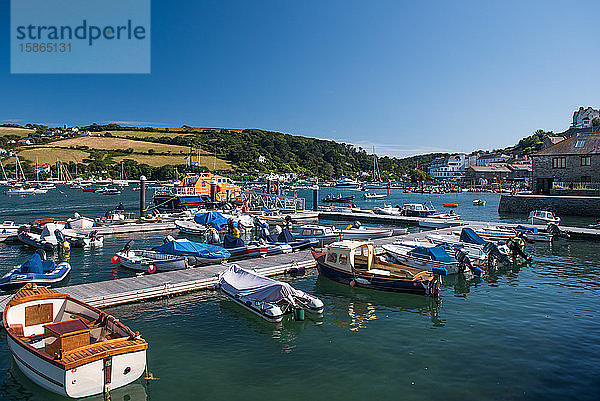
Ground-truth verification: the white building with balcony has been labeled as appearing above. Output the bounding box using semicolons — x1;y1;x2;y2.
429;154;468;181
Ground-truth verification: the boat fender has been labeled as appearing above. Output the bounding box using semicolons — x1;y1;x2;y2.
472;267;484;277
350;279;356;288
147;264;157;274
111;255;120;264
346;224;353;230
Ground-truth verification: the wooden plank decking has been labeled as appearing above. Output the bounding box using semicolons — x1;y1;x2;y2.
0;248;317;317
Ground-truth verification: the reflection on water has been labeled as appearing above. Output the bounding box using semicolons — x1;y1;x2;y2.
315;276;444;328
347;301;377;332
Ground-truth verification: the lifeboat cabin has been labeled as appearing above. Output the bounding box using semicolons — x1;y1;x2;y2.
154;173;242;211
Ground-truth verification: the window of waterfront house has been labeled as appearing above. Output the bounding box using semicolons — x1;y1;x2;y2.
581;156;591;166
553;157;566;168
575;140;586;148
327;252;337;263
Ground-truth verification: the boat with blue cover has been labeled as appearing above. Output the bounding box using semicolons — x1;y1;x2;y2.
312;240;442;297
382;243;466;275
115;240;188;273
153;237;231;266
0;252;71;291
427;228;516;266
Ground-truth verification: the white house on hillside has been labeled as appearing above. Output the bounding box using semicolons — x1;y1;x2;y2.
571;106;599;128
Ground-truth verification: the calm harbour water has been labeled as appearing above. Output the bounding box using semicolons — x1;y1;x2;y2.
0;186;599;400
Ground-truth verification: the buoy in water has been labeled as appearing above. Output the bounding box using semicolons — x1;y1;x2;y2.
294;308;305;321
111;255;120;264
147;264;157;274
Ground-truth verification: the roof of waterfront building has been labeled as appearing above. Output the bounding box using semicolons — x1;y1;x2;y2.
535;133;600;156
467;165;511;173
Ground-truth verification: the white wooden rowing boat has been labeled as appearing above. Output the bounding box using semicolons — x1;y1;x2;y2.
3;284;148;398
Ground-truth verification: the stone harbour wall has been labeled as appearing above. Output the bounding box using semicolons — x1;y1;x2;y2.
498;195;600;217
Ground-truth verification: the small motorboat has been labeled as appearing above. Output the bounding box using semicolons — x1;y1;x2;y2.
174;219;205;235
373;205;401;215
97;211;137;225
295;224;394;246
267;229;318;251
95;187;121;195
528;210;560;225
514;225;553;242
65;213;96;231
152;237;231;266
218;264;324;322
294;225;339;246
363;192;387;200
115;240;187;273
3;283;148;398
312;240;443;297
6;187;48;195
473;199;486;206
382;243;463;275
474;226;517;242
0;220;20;242
321;194;355;203
0;252;71;291
427;228;513;266
17;224;61;251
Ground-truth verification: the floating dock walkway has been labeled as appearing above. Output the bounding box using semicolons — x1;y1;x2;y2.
317;210;600;240
0;249;317;317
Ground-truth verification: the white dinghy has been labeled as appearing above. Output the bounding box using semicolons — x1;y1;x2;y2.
217;265;324;322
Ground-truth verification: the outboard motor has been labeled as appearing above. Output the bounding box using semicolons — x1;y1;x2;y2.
507;237;531;262
455;249;483;277
121;239;134;253
483;242;510;265
90;230;98;240
547;223;569;239
352;221;362;229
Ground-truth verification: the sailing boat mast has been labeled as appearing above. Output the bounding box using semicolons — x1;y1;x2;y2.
36;156;39;182
372;146;381;182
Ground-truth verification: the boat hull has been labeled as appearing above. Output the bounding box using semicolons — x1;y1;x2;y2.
383;247;459;274
219;287;284;322
8;336;146;398
316;262;431;296
17;232;55;251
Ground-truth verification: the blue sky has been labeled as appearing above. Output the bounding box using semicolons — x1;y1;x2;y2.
1;0;599;157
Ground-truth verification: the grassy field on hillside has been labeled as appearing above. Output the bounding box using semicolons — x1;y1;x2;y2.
6;148;90;164
41;136;191;154
0;127;34;137
106;130;185;139
113;154;231;169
